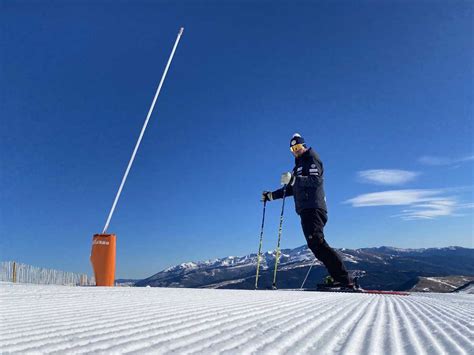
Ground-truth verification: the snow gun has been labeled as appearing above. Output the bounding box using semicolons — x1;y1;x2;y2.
90;28;184;286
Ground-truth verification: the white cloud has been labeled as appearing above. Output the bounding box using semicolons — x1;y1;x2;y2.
346;189;440;207
394;198;457;220
358;169;419;185
345;189;471;220
419;154;474;166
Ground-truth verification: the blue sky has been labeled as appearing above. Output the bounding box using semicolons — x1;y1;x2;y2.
1;1;472;279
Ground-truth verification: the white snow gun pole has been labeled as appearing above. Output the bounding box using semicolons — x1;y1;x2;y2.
272;185;287;289
254;200;267;289
102;27;184;234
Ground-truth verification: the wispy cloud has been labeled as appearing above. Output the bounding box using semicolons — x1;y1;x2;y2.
345;189;472;220
394;198;457;220
419;155;474;166
346;189;440;207
358;169;419;185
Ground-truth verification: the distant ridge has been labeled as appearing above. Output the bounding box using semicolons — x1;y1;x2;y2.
134;246;474;291
453;280;474;294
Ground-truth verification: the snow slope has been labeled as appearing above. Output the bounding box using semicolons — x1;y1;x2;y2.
1;283;472;354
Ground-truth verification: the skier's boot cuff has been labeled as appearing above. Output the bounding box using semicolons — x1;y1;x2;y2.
323;276;335;285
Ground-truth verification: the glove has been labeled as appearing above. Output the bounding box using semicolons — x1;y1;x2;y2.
280;172;294;186
261;191;273;202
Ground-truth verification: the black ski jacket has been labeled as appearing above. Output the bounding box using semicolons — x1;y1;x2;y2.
271;147;327;214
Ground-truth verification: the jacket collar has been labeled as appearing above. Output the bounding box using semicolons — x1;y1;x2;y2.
295;147;312;163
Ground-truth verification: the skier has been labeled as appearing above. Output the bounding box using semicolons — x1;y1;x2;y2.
262;133;352;288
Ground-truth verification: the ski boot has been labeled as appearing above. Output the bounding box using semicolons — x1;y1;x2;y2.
317;275;355;292
324;276;335;286
348;270;366;291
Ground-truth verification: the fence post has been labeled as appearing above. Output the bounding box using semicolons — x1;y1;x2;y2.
3;261;93;285
12;262;17;283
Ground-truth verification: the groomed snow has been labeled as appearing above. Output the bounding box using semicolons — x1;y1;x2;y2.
1;283;472;354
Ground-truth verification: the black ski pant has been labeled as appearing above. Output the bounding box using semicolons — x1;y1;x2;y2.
299;208;349;284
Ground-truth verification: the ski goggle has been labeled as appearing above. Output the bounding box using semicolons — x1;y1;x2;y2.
290;144;304;153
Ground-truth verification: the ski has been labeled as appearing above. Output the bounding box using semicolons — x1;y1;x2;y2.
310;271;409;295
267;286;410;295
304;285;410;296
359;290;410;296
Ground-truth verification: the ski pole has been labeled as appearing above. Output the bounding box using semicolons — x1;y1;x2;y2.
272;185;287;289
300;258;317;289
254;200;267;289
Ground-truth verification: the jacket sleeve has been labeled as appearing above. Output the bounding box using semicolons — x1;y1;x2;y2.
271;183;294;200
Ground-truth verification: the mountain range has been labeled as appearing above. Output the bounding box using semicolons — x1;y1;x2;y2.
134;245;474;291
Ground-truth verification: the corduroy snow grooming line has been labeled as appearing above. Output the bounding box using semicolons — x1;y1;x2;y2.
90;28;184;286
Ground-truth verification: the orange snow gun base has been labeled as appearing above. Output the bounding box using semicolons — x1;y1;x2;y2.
90;234;116;286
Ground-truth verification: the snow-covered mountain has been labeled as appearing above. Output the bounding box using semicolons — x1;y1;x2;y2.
135;246;474;291
410;276;474;293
